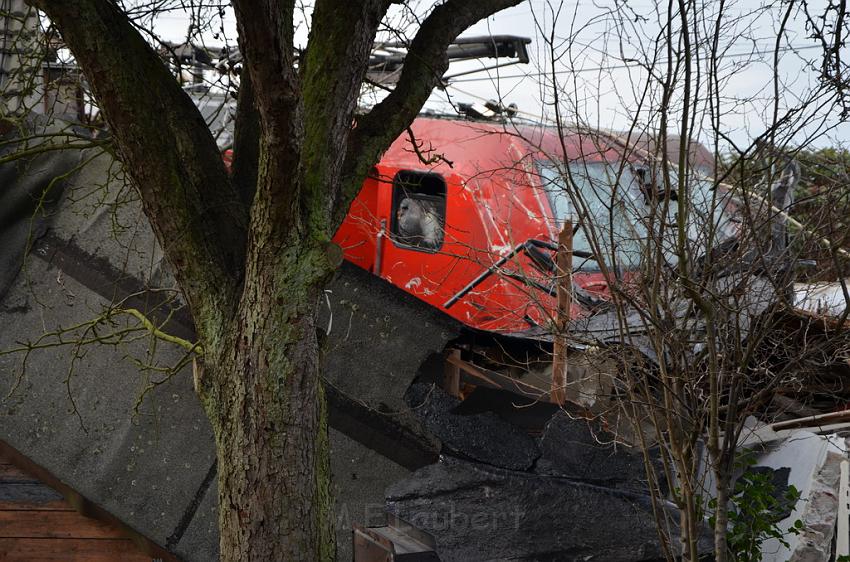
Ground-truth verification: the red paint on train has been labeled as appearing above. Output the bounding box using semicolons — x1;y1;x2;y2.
332;117;627;333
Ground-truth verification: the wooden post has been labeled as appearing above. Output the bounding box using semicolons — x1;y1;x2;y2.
444;348;461;398
551;221;572;405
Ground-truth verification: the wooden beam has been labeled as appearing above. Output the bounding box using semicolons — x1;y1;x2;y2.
771;408;850;431
444;352;499;387
445;352;552;401
443;349;462;398
551;221;572;405
0;538;150;561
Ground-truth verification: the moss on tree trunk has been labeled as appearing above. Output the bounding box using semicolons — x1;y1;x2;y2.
197;231;336;560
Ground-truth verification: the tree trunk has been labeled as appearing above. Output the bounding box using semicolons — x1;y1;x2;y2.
31;3;525;560
713;472;730;562
198;242;335;561
676;479;700;562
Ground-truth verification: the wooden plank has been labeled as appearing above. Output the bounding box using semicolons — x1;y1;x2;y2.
551;221;572;405
0;499;72;511
444;353;499;387
0;441;177;561
0;538;150;561
0;463;40;481
443;349;461;398
0;511;127;539
0;482;64;507
772;408;850;431
461;357;551;401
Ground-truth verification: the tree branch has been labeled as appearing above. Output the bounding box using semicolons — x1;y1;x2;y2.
231;0;304;245
30;0;247;335
231;70;260;207
299;0;391;237
231;0;298;129
119;308;203;355
337;0;524;226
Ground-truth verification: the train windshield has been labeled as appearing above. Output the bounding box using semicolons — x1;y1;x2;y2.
537;160;737;271
538;161;645;271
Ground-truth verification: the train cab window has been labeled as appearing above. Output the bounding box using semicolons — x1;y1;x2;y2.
391;171;447;251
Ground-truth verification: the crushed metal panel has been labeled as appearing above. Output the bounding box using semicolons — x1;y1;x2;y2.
794;280;850;317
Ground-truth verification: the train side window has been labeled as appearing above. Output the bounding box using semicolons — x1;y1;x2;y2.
391;171;447;251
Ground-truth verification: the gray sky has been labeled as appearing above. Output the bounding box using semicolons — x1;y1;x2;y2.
151;0;849;150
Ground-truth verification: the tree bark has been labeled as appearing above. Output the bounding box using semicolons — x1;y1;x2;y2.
199;240;335;561
713;473;730;562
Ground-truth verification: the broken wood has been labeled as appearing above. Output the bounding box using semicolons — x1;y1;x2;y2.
771;408;850;431
551;221;572;405
443;349;462;398
444;352;500;387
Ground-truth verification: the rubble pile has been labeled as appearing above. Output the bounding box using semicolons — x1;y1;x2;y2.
3;117;850;562
391;383;678;561
734;426;850;562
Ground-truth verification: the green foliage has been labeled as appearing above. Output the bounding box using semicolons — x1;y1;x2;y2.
708;454;802;562
720;146;850;281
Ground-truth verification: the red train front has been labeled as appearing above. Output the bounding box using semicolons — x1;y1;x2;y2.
332;116;651;334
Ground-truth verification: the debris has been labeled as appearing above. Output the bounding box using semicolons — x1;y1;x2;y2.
536;411;666;495
353;514;439;562
405;383;539;472
386;456;681;562
837;460;850;558
735;430;848;562
785;448;843;562
794;280;850;317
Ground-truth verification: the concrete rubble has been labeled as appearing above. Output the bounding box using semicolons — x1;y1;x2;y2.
535;410;666;495
405;383;539;472
386;457;676;562
378;384;677;561
726;422;850;562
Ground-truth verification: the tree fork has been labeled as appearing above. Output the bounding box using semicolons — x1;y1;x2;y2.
33;1;527;560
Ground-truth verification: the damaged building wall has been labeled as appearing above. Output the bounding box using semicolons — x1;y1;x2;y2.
747;430;847;562
700;421;850;562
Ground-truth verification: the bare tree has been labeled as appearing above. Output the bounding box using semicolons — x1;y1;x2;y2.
505;1;850;559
